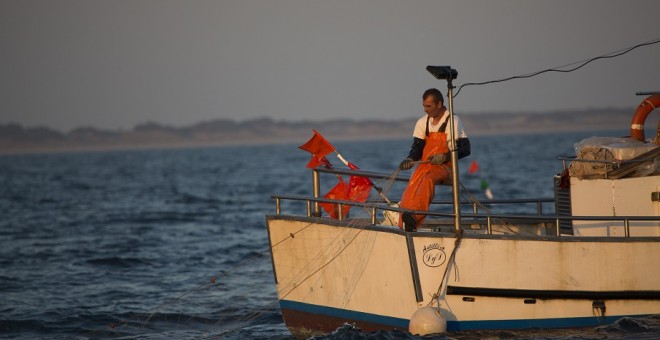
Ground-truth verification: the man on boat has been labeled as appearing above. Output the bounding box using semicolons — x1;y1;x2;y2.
398;88;471;231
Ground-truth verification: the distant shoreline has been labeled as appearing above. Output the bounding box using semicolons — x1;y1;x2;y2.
0;108;644;155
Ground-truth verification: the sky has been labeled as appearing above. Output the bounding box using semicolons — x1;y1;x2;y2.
1;0;659;132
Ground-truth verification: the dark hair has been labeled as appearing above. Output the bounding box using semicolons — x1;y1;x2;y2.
422;88;444;105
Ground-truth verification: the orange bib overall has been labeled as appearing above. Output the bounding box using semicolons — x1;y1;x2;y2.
398;131;451;229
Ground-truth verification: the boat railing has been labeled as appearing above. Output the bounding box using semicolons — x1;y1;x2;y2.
271;193;659;237
310;166;552;215
558;155;635;170
271;166;660;237
558;155;659;170
384;197;555;216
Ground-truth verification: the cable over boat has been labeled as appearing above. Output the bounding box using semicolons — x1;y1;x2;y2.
265;66;660;338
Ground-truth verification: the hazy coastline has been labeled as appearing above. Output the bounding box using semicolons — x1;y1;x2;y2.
0;108;639;155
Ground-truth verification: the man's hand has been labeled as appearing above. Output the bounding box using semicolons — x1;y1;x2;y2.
399;158;414;170
428;153;449;165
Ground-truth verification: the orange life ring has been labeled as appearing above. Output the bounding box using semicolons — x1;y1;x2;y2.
630;94;660;144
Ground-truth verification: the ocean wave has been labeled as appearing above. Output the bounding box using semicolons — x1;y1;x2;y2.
86;256;149;268
596;314;660;336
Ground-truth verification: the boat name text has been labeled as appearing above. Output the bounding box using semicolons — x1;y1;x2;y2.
422;242;447;267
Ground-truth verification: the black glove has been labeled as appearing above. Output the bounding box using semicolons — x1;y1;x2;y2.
399;158;414;170
428;153;449;165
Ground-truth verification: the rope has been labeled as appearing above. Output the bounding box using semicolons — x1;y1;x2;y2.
257;180;388;319
428;228;463;307
277;227;367;301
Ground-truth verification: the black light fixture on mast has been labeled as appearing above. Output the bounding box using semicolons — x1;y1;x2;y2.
425;66;457;80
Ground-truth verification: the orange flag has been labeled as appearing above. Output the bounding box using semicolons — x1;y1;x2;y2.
299;129;335;168
347;176;372;204
301;131;373;218
319;163;373;219
346;162;373;203
306;156;333;169
319;177;350;219
468;160;479;174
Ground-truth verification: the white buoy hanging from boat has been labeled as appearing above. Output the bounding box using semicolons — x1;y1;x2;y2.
409;306;447;335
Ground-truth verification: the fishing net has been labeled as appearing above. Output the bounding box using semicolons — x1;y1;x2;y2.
569;136;658;179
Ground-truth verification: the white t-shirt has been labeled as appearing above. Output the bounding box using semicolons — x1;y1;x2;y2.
412;111;468;150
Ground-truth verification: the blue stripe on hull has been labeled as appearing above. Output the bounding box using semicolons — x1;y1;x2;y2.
280;299;650;332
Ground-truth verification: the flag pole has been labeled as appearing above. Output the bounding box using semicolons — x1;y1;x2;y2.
334;151;349;166
426;65;461;232
446;71;462;232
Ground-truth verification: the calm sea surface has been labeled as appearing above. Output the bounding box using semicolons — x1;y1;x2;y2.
1;130;658;339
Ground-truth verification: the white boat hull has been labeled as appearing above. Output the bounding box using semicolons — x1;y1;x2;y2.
266;216;660;337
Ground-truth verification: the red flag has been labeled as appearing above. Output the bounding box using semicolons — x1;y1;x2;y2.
347;175;372;203
301;133;372;218
319;177;350;219
346;162;373;202
299;130;336;169
299;129;335;158
347;162;373;185
319;165;373;219
306;155;333;169
468;160;479;174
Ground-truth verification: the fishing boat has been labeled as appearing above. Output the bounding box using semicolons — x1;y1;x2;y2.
265;66;660;338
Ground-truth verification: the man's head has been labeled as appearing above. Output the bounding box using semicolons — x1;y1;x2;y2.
422;88;444;118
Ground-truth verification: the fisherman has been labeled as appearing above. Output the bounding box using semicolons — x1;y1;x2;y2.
398;88;471;231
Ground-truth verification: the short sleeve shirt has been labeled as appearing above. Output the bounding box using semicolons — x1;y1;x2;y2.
412;111;468;150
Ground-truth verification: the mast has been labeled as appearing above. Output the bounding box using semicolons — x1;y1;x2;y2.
426;66;461;231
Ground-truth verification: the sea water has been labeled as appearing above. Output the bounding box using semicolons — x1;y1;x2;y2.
1;130;658;339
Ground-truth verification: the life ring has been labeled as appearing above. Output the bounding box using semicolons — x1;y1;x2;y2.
630;94;660;144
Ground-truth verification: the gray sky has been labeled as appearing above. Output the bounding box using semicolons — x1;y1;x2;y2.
2;0;659;132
